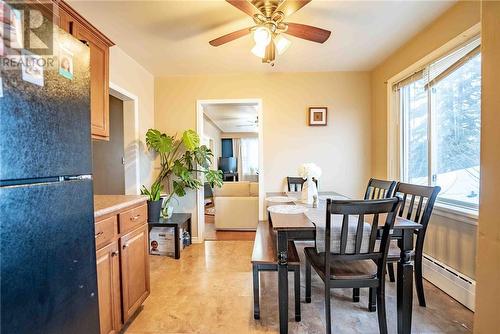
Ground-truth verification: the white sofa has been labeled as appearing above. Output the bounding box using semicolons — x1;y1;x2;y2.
214;181;259;230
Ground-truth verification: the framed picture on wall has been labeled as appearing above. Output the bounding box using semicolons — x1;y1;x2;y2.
308;107;328;126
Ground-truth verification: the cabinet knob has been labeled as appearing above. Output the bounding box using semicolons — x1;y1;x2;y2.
95;231;104;239
122;243;129;249
111;251;119;257
130;214;141;221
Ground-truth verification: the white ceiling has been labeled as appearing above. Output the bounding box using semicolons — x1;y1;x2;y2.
203;103;259;133
69;1;455;76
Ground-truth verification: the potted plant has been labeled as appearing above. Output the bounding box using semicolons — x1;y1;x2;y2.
142;128;223;221
140;181;163;222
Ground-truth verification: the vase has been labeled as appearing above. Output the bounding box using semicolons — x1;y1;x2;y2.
161;206;174;219
301;177;318;204
147;198;163;222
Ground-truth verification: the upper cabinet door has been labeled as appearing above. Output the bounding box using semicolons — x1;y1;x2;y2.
57;2;113;141
75;25;110;140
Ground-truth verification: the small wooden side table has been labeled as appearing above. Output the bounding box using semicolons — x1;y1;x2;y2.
148;213;192;259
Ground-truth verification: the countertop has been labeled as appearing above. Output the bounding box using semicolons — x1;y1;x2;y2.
94;195;147;218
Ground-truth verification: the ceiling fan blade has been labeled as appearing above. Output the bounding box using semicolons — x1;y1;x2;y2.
209;27;251;46
274;0;311;17
284;23;331;43
226;0;263;17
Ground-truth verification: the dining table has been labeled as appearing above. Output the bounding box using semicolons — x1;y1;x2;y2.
266;191;422;334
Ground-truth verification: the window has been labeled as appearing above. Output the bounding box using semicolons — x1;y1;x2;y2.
240;137;259;176
396;37;481;210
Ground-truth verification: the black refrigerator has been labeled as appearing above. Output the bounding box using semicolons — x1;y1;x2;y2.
0;23;100;334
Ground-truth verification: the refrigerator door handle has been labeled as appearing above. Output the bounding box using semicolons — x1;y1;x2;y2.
61;175;92;181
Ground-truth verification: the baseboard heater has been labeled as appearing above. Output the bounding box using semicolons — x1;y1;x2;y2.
422;254;475;311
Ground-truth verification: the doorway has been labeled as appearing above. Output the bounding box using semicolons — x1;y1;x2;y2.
196;99;264;241
92;96;125;194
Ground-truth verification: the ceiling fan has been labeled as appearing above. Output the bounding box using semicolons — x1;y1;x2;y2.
236;116;259;128
209;0;331;64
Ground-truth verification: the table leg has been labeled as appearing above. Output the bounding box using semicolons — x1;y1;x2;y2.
277;231;288;334
174;226;180;259
397;230;414;334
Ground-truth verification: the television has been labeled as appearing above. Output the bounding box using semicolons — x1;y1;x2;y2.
218;157;237;173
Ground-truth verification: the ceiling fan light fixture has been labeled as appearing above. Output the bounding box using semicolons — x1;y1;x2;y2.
274;34;291;55
253;27;271;47
251;43;266;58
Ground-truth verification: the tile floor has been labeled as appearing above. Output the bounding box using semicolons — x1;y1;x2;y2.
125;241;473;334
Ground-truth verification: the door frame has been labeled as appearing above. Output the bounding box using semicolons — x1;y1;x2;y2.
109;82;141;195
196;98;264;242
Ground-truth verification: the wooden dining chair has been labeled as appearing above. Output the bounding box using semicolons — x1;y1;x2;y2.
287;176;318;192
385;182;440;307
304;198;400;334
359;178;397;290
364;178;397;200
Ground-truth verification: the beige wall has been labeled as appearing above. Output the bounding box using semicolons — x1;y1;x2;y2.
109;46;155;193
155;72;372;238
369;1;481;279
474;1;500;331
202;115;222;168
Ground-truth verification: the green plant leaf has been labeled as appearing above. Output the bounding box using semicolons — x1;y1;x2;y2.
194;145;213;169
173;180;186;197
141;182;163;201
146;129;174;153
182;129;200;151
205;169;224;188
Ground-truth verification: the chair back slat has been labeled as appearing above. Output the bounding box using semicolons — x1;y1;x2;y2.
398;193;407;216
287;176;318;192
368;213;380;252
414;196;424;223
339;215;349;255
364;178;397;200
354;214;365;253
324;198;400;265
406;194;416;220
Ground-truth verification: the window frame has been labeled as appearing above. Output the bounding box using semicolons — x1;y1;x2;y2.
386;27;481;222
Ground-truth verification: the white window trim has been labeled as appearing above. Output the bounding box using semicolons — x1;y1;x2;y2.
386;24;480;222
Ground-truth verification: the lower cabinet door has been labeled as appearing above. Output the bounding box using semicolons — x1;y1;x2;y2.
120;224;150;322
96;241;122;334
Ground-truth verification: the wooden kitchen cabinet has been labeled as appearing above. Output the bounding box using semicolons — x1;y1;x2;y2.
120;224;151;322
94;197;149;334
56;1;113;140
96;241;122;334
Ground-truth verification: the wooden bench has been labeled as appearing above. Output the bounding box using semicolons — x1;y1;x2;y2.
251;221;301;321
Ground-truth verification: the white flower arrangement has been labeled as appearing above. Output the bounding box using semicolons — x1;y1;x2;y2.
298;163;322;180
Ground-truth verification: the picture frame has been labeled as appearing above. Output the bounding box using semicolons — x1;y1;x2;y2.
308;107;328;126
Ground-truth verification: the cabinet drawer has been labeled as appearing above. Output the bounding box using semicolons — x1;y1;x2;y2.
119;204;147;233
95;216;117;249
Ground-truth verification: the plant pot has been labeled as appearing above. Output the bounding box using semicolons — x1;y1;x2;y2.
147;198;163;222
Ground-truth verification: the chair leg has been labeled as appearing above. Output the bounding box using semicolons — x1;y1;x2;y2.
387;263;395;282
252;265;260;319
324;281;332;334
376;283;388;334
352;288;360;302
305;258;312;303
368;287;376;312
294;268;301;322
414;252;426;307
